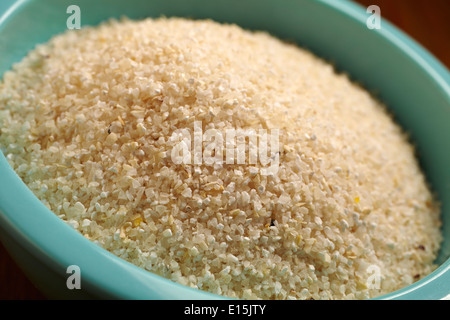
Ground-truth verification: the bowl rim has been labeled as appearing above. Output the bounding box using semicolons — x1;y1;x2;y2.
0;0;449;300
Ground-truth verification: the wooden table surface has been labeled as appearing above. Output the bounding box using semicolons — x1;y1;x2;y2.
0;0;449;300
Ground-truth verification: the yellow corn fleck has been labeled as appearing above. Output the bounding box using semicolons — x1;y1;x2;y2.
354;197;360;203
296;234;302;246
133;216;143;227
356;280;367;290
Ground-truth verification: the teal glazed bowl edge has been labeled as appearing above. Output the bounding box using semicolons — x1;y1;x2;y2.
0;0;449;300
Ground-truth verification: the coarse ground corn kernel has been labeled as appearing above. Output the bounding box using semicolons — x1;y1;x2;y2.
0;17;442;300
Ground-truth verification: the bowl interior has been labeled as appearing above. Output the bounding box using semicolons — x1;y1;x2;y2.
0;0;449;299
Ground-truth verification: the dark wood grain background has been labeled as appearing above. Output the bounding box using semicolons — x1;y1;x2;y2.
0;0;449;300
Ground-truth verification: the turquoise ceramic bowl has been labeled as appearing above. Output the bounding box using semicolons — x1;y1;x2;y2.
0;0;449;300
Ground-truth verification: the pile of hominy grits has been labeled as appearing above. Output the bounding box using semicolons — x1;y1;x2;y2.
0;17;442;300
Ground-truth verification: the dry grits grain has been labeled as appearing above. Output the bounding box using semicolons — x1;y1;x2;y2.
0;17;442;300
